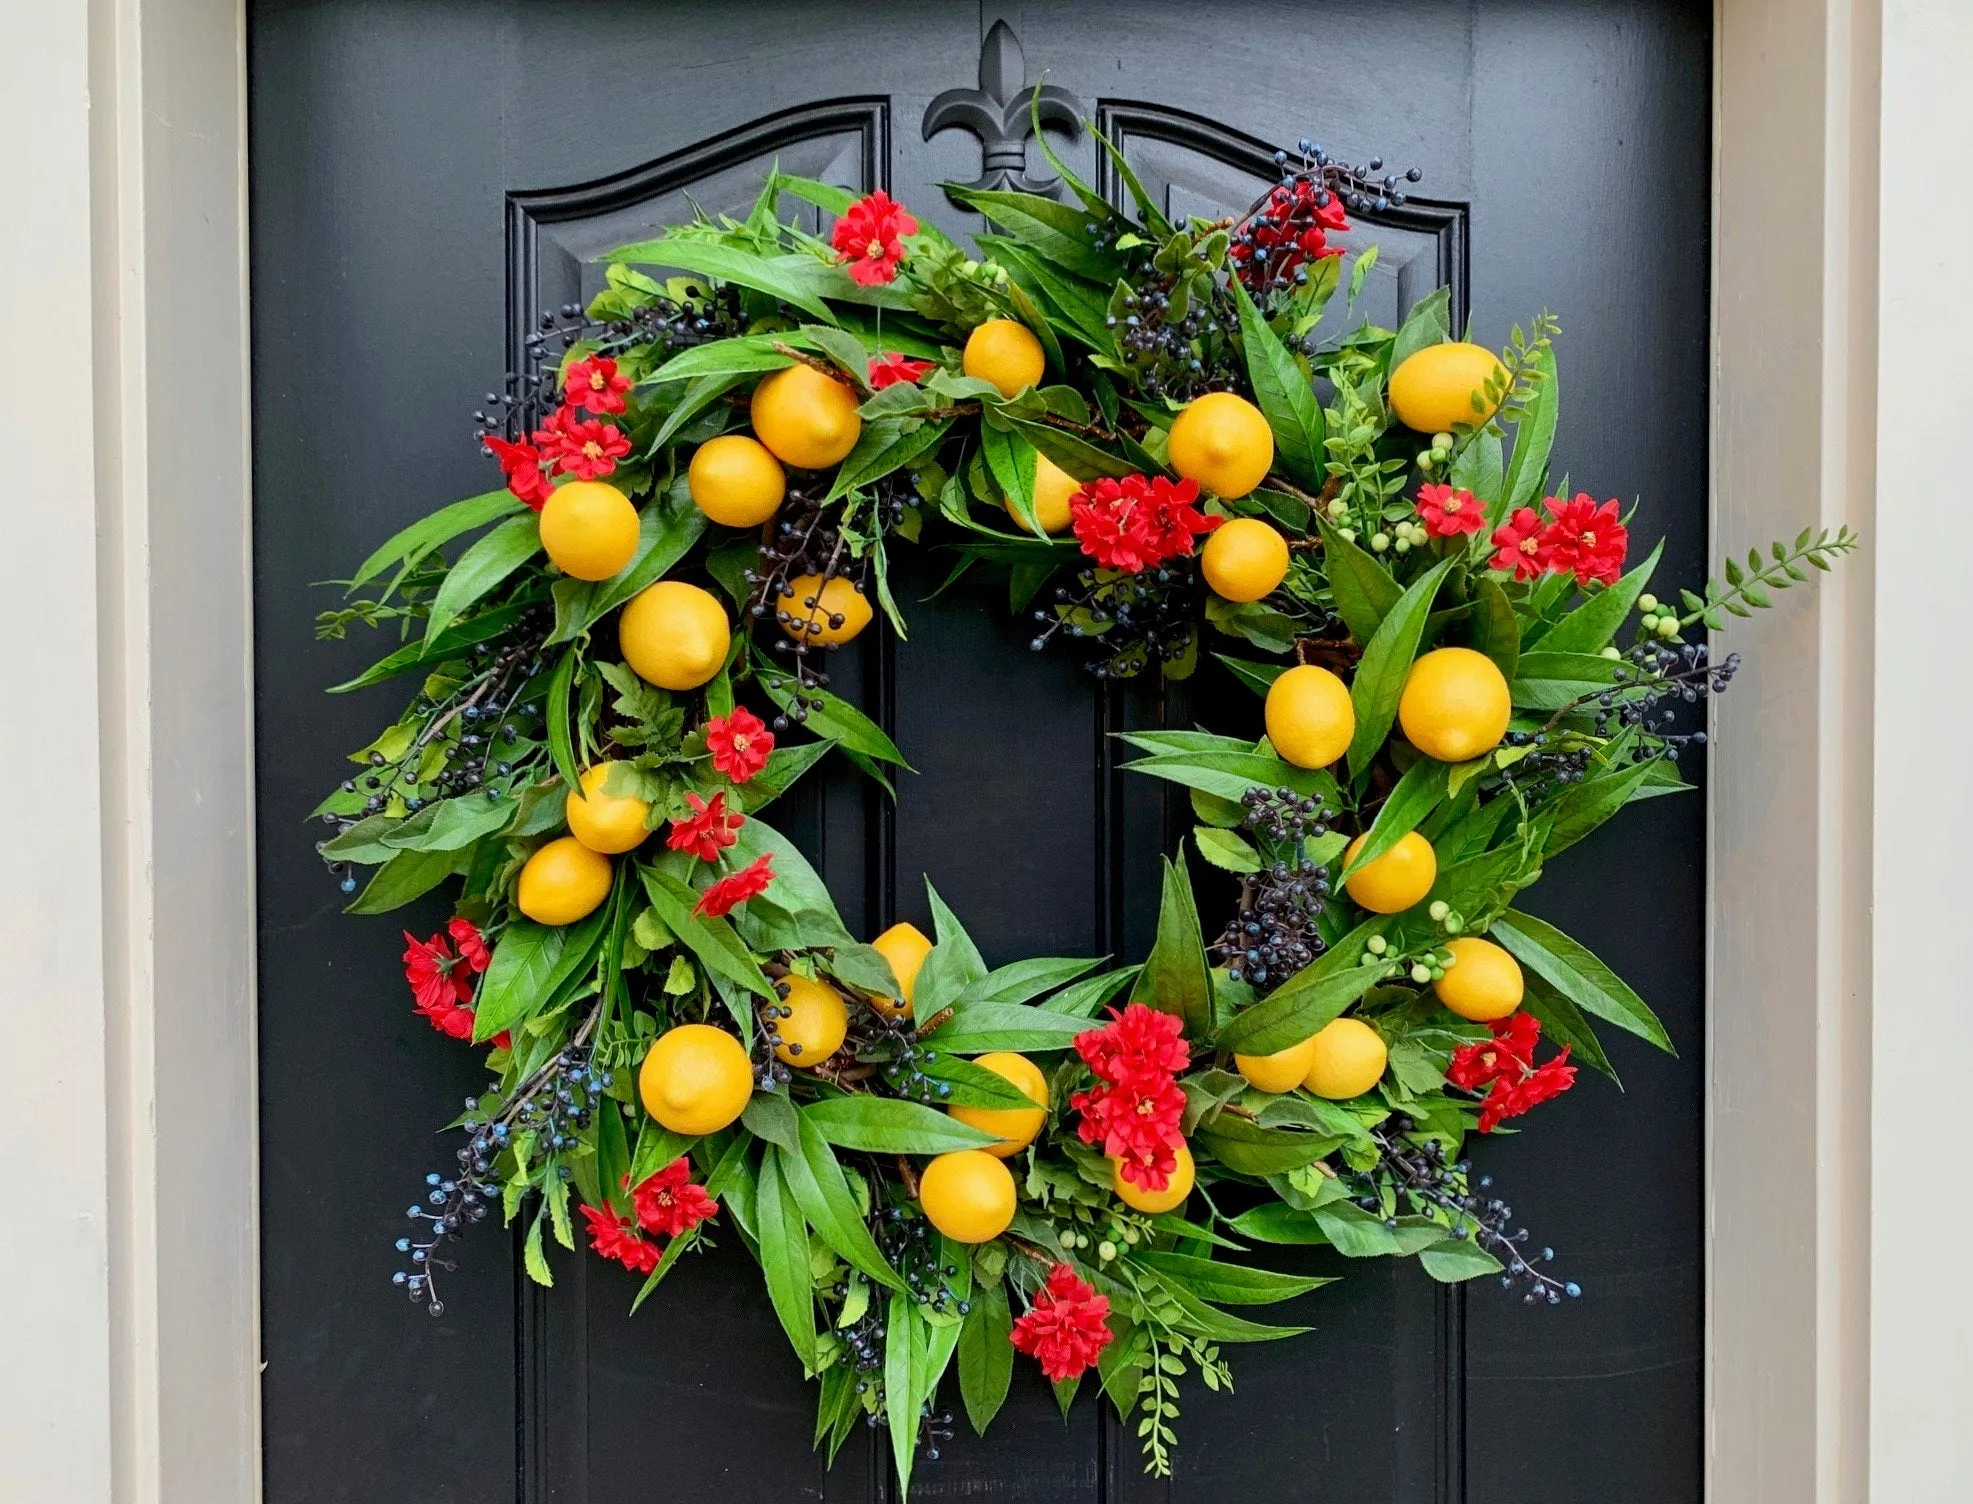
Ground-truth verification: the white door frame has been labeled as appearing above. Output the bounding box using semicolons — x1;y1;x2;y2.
7;0;1968;1498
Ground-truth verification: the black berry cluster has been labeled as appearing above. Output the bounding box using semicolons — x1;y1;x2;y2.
1211;787;1332;990
1029;562;1202;679
1231;140;1420;301
742;485;878;722
391;1109;501;1316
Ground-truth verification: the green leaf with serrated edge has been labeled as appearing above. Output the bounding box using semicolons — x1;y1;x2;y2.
1133;1251;1336;1306
925;1002;1089;1054
1121;751;1340;807
547;486;707;643
756;661;911;766
1340;758;1450;879
1490;909;1673;1052
523;1211;554;1286
1542;757;1660;859
345;846;457;915
378;792;516;852
472;911;606;1041
329;601;531;693
1040;965;1141;1017
954;955;1100;1008
1528;538;1663;655
422;511;542;645
1214;654;1289;696
603;238;836;322
1314;515;1404;643
754;1149;818;1369
958;1277;1014;1435
1418;1240;1505;1282
1215;958;1389;1056
1388;284;1452;377
781;1115;903;1291
916;1051;1045;1109
1347;558;1454;776
1522;970;1617;1082
1495;344;1558;526
1132;850;1213;1038
741;1090;800;1150
544;646;581;791
1194;1113;1341;1176
801;1097;999;1154
348;488;519;593
644;333;800;384
1231;276;1325;486
638;866;775;1017
1468;575;1520;681
1195;825;1262;873
1227;1203;1332;1244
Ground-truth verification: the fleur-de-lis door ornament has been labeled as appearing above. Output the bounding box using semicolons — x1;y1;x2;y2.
923;19;1083;200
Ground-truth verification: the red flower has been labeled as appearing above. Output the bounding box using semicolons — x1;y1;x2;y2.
1010;1264;1114;1382
695;852;775;918
627;1158;719;1238
867;352;937;390
535;403;631;481
579;1203;661;1275
1447;1015;1578;1132
665;791;744;863
447;917;492;973
484;435;553;511
1069;473;1220;574
1488;506;1547;581
1230;177;1352;294
562;355;631;416
704;707;775;783
402;930;478;1037
1536;493;1628;588
1070;1003;1191;1190
1075;1001;1191;1082
1414;483;1486;539
831;190;918;286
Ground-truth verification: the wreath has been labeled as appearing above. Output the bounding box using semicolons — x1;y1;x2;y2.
315;116;1854;1489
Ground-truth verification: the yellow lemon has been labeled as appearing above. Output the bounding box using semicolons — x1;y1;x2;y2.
1264;664;1356;769
538;480;639;581
777;573;873;647
1005;450;1081;534
962;319;1046;398
1202;517;1290;602
565;763;650;854
514;836;613;926
771;973;849;1067
1111;1140;1195;1215
1388;341;1508;434
638;1023;753;1135
1342;830;1438;914
869;921;932;1019
1302;1017;1388;1099
919;1150;1018;1243
1234;1035;1321;1094
948;1052;1049;1158
619;580;730;690
1398;647;1512;764
688;434;785;527
749;363;862;470
1167;391;1275;499
1434;937;1525;1022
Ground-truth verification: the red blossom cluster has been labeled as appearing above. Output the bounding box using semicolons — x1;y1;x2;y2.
665;791;744;863
1229;176;1351;294
482;355;634;509
579;1157;722;1276
1489;493;1629;588
831;191;918;286
1445;1013;1577;1133
704;706;775;783
650;712;781;917
1069;473;1220;574
1009;1263;1114;1382
696;853;775;919
1070;1003;1191;1191
401;918;494;1041
1414;482;1487;539
867;351;936;390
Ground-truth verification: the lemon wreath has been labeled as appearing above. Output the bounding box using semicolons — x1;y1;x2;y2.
315;121;1853;1488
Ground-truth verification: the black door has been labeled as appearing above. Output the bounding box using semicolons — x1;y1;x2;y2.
250;3;1709;1499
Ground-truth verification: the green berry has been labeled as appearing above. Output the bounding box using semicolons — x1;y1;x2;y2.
1445;915;1464;934
1370;532;1391;553
1429;967;1445;982
1637;593;1659;613
1656;615;1680;638
1394;538;1412;555
1410;963;1432;984
1428;900;1450;921
1367;935;1389;956
1640;613;1660;632
1338;527;1357;543
1059;1229;1077;1249
1417;450;1436;470
1600;646;1622;660
1327;498;1349;520
1097;1240;1118;1262
1359;951;1377;968
1432;432;1454;452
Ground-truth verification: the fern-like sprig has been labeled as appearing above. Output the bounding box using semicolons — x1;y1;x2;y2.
1678;525;1860;629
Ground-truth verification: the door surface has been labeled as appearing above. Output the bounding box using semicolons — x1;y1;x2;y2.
250;3;1710;1499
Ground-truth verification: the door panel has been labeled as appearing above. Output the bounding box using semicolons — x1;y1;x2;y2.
249;3;1708;1500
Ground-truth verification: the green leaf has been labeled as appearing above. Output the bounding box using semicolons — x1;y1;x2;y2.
782;1119;904;1291
1132;850;1213;1037
422;512;542;644
1194;826;1262;874
644;332;799;384
826;416;954;501
885;1290;926;1495
328;601;530;693
344;846;456;915
731;740;834;815
1509;650;1622;710
1340;757;1449;879
1532;539;1664;656
1449;431;1504;508
801;1097;999;1155
913;880;988;1016
1497;344;1558;525
546;486;708;643
1041;965;1141;1017
757;666;910;767
378;791;516;852
741;1090;800;1151
1121;750;1339;807
1347;558;1454;776
1468;575;1520;681
954;956;1100;1008
544;646;581;791
638;866;776;1013
1227;1203;1331;1244
1215;959;1388;1056
348;488;519;593
1138;1268;1310;1343
917;1052;1045;1108
1134;1251;1335;1305
1388;284;1452;374
1316;515;1404;644
1521;971;1617;1081
1092;126;1174;234
1543;757;1661;859
1490;910;1673;1052
926;1002;1090;1054
979;423;1040;533
1193;1113;1339;1176
754;1148;819;1369
1213;654;1289;697
472;910;607;1041
958;1277;1014;1435
646;371;751;455
1231;277;1325;487
604;239;837;322
945;187;1120;281
1005;416;1134;482
1418;1240;1504;1283
822;942;901;1000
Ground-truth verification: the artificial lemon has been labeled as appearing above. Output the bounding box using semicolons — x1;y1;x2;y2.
1342;830;1438;914
619;579;730;690
1398;647;1512;763
1167;391;1274;499
515;836;613;926
749;363;862;470
1434;937;1525;1022
538;480;639;582
771;972;849;1067
918;1150;1018;1243
868;921;933;1019
1388;341;1508;433
1302;1017;1388;1099
948;1051;1049;1158
1264;664;1356;769
1111;1140;1195;1215
962;318;1046;398
1202;517;1290;602
1234;1034;1321;1094
688;434;785;527
639;1023;753;1135
1005;450;1080;534
564;763;650;854
777;573;872;647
